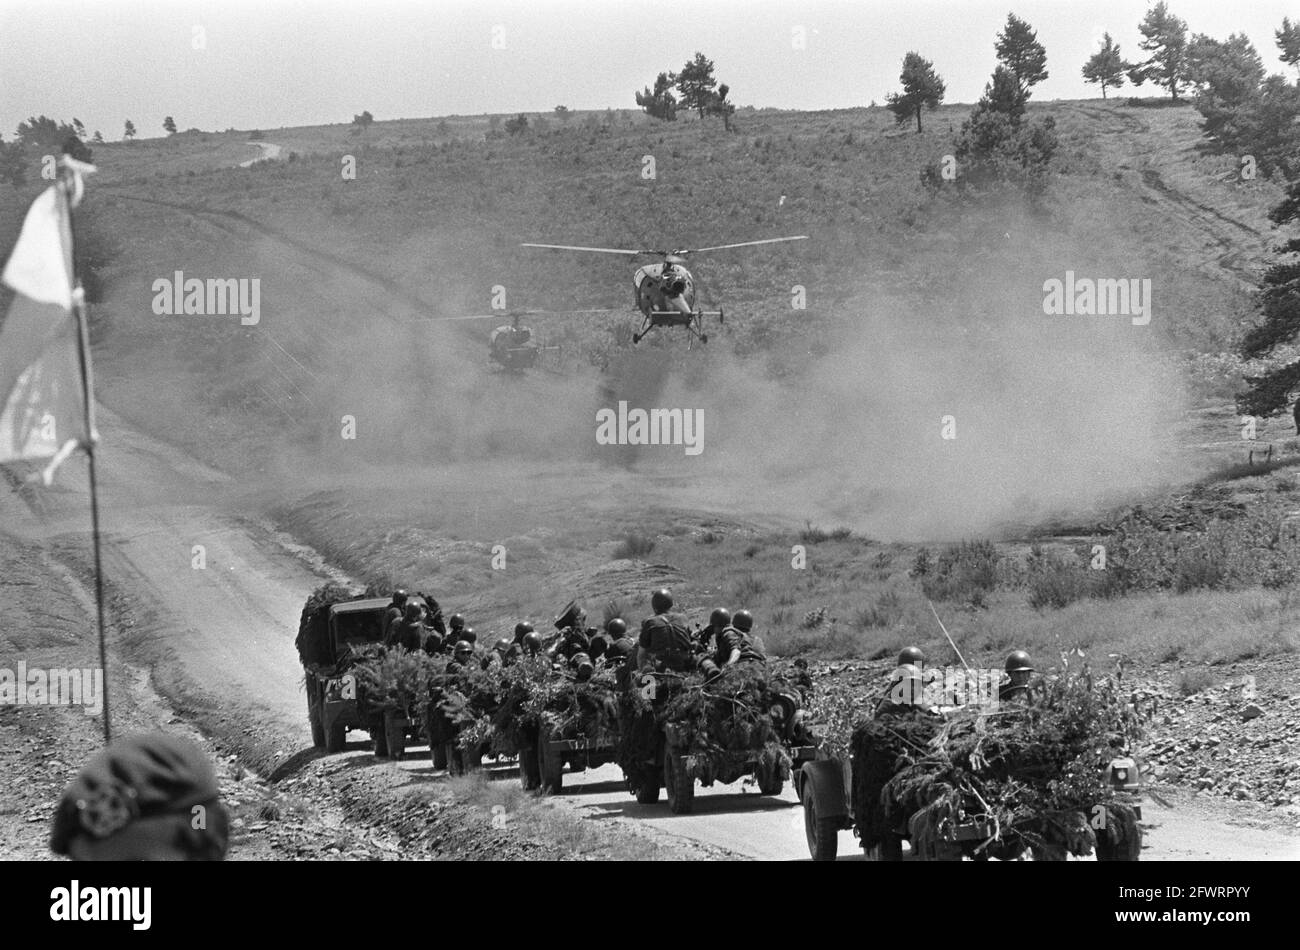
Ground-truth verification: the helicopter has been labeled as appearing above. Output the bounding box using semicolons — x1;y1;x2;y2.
520;235;808;345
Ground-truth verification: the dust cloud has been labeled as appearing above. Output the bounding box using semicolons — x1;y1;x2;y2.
249;214;1190;543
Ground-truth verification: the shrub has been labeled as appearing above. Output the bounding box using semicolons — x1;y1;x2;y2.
612;532;655;559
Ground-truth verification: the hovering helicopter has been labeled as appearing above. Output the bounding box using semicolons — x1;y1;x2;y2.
520;235;808;345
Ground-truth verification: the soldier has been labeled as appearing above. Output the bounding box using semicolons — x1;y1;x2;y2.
446;640;476;674
521;630;544;658
874;663;928;717
447;613;467;642
602;618;635;666
999;651;1036;704
717;609;766;668
638;588;694;672
461;626;478;646
898;645;925;666
699;607;732;655
484;638;513;670
386;598;426;652
50;732;230;861
419;592;446;637
382;588;409;641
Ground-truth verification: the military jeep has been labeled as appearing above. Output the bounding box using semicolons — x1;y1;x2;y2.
300;596;392;754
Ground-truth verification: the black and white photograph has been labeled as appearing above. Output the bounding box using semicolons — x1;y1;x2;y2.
0;0;1296;908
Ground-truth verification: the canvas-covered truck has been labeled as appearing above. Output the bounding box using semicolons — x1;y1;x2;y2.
298;593;397;755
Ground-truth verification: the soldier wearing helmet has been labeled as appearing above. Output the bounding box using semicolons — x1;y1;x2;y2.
386;598;426;652
700;607;732;654
383;589;409;642
419;592;446;636
875;663;929;716
570;652;595;682
447;614;467;643
513;620;535;644
999;650;1036;704
484;638;514;671
521;630;544;658
446;640;476;674
638;588;694;672
602;618;635;666
898;645;925;667
716;609;766;669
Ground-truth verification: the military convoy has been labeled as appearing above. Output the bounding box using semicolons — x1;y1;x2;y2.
298;587;1146;861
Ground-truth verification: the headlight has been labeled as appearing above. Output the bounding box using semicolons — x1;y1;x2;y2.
1115;768;1128;782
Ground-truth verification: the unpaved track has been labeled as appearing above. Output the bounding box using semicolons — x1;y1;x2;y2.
1;405;320;747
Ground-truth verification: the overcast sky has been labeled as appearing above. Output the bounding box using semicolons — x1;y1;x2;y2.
2;0;1297;140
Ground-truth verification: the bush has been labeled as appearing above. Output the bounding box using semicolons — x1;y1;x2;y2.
1175;668;1216;696
917;540;1000;604
611;532;655;559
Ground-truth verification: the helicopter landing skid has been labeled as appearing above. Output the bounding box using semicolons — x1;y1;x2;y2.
634;308;724;347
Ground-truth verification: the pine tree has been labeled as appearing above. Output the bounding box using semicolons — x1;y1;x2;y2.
676;52;718;119
995;13;1048;101
1082;33;1127;99
885;52;946;133
1128;2;1190;100
1238;181;1300;419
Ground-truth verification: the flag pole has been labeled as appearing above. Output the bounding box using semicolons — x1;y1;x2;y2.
61;168;111;745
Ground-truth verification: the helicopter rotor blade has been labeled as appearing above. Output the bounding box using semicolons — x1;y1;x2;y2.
414;308;624;323
521;243;662;256
679;235;809;254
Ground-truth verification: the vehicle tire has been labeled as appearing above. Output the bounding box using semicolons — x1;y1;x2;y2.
802;782;839;862
432;742;448;770
324;716;346;754
307;678;325;749
519;744;541;790
758;767;784;797
664;749;694;815
384;711;406;761
538;739;564;794
634;770;661;805
863;833;904;862
371;725;390;759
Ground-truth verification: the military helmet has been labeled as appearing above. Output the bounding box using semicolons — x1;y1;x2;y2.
606;617;627;638
732;609;754;633
403;599;425;619
1005;650;1034;673
651;588;673;613
513;620;535;642
709;607;732;629
453;640;473;656
461;626;477;644
449;613;466;630
493;638;512;654
522;631;543;655
392;588;409;605
898;645;925;666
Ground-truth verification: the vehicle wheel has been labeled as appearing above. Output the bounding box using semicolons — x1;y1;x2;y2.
802;782;839;862
384;711;406;761
432;742;449;770
633;770;661;804
519;744;541;790
664;750;694;815
758;767;784;797
863;833;904;862
307;679;325;748
371;725;390;759
538;739;563;795
324;716;346;754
